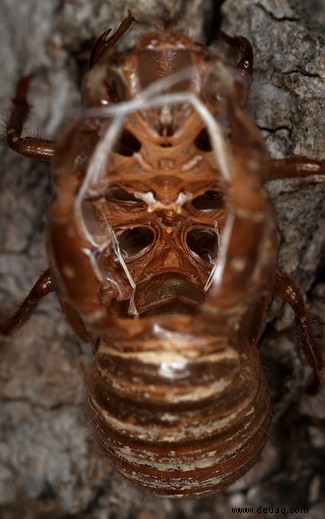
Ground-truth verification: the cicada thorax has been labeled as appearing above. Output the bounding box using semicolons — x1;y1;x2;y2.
47;26;277;496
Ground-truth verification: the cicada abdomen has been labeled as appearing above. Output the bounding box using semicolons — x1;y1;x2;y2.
86;317;271;496
47;18;277;496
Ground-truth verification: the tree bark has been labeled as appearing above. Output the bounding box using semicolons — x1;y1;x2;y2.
0;0;324;517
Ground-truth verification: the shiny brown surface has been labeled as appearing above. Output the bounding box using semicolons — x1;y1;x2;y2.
46;17;278;495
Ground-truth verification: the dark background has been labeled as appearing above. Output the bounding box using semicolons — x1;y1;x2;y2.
0;1;324;517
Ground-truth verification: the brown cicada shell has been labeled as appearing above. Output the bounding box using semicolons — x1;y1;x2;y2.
1;12;324;497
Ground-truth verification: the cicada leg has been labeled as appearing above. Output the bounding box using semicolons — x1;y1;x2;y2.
6;76;55;161
273;270;324;394
0;268;53;336
219;31;253;84
268;156;325;180
89;10;135;67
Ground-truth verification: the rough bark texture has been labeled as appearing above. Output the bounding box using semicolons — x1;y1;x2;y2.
0;0;324;517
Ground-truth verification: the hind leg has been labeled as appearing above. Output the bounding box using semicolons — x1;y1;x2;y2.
1;268;53;336
273;270;324;394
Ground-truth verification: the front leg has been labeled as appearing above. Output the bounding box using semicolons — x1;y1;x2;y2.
273;270;324;394
268;156;324;181
89;10;135;67
6;76;55;161
219;31;253;85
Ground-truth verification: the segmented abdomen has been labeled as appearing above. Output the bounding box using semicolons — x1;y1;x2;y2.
87;319;271;497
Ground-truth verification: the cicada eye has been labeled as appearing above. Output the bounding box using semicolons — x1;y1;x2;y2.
81;66;126;106
117;227;155;259
192;190;224;211
186;228;218;263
